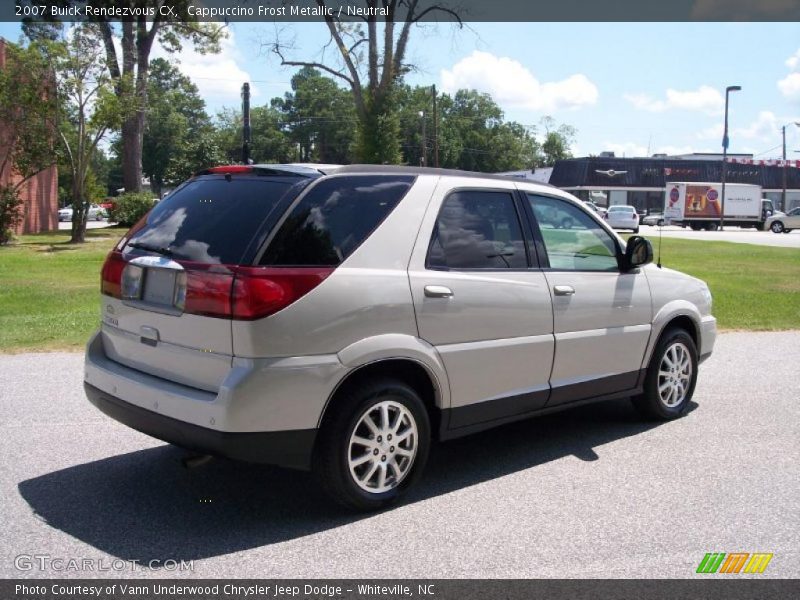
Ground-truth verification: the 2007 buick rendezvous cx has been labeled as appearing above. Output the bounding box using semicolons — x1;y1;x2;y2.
85;164;716;510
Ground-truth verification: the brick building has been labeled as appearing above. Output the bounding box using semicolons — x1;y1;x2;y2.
0;37;58;235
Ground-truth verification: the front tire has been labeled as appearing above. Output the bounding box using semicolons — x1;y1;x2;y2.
314;378;430;511
632;328;698;420
771;221;785;233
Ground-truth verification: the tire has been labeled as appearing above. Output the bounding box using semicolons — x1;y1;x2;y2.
771;221;785;233
690;224;702;231
657;219;664;227
313;378;431;511
632;328;698;420
784;229;792;234
561;217;574;230
632;227;639;234
756;223;765;231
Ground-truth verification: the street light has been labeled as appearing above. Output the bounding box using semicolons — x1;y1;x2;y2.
719;85;741;231
781;122;800;212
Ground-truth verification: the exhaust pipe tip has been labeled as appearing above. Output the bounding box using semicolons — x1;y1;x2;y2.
181;454;213;469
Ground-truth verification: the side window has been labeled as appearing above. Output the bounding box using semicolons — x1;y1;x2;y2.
261;175;414;266
428;190;527;269
526;194;619;271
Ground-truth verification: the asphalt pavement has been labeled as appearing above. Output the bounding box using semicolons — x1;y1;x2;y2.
1;331;798;579
640;225;800;248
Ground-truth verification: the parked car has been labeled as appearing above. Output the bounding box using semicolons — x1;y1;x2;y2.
583;200;607;216
84;164;716;510
641;211;665;227
765;207;800;233
604;205;640;232
58;204;106;222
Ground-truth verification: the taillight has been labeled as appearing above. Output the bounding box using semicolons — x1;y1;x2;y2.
231;267;334;320
180;266;333;320
101;251;126;297
184;270;235;318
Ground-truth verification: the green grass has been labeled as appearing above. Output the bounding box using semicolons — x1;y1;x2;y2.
0;228;125;352
643;237;800;331
0;230;798;352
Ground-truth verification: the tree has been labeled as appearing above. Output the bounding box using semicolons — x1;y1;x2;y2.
86;1;224;192
0;41;58;243
276;67;357;164
271;0;462;164
54;26;134;243
213;106;294;165
142;58;220;196
539;116;576;165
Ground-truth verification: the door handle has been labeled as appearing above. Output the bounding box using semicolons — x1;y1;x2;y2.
424;285;454;298
553;285;575;296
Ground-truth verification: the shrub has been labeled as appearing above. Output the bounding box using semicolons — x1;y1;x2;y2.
108;192;154;227
0;185;24;245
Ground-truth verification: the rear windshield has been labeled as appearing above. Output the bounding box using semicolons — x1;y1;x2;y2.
260;175;414;266
124;176;307;265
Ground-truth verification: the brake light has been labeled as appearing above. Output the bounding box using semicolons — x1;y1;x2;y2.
101;251;126;297
180;265;333;320
205;165;253;174
231;267;334;320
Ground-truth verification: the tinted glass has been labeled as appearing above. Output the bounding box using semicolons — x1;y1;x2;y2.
527;194;618;271
124;177;304;265
261;175;414;266
428;191;527;269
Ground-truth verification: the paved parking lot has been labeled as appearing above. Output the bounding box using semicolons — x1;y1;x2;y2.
640;225;800;248
1;331;798;579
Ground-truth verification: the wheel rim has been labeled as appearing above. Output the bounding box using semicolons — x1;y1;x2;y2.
771;222;783;233
657;342;693;408
348;400;418;494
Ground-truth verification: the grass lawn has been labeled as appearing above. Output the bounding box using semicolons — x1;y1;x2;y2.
0;230;798;352
0;227;125;353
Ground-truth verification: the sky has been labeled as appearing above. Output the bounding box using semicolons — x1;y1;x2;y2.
2;20;800;160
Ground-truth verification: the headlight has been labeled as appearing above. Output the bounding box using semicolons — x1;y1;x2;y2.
701;285;713;312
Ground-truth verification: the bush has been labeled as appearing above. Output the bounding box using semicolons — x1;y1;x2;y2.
0;185;24;245
108;192;154;227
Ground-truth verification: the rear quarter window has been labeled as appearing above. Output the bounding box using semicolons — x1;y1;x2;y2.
260;175;415;266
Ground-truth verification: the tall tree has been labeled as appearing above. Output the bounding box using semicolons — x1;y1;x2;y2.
271;0;462;164
142;58;220;196
86;2;224;192
54;26;134;243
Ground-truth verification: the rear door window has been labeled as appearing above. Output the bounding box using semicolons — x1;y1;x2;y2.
260;175;414;266
427;190;528;269
125;176;305;265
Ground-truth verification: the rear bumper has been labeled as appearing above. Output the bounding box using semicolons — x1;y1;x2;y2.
85;381;316;470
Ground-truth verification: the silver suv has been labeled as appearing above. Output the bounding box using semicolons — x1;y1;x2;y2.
85;165;716;510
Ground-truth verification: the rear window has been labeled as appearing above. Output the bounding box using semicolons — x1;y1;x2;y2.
124;177;306;265
609;206;634;212
260;175;414;266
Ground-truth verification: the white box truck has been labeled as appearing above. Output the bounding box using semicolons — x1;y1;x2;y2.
663;182;776;230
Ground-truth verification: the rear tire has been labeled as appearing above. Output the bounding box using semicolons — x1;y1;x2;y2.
313;378;430;511
632;227;639;234
632;328;698;421
657;219;664;227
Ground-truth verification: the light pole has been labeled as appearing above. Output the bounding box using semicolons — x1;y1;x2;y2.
720;85;741;231
419;111;426;167
781;122;800;212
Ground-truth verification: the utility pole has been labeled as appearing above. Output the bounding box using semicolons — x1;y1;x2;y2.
419;111;426;167
432;85;439;167
241;82;251;164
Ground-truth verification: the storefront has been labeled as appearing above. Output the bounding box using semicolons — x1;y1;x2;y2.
549;155;800;213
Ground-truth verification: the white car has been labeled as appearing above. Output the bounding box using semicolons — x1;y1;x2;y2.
604;205;640;233
58;204;106;222
765;207;800;233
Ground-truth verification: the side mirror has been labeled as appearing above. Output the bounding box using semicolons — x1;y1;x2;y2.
623;236;653;271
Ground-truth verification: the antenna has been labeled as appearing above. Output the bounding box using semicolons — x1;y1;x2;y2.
657;220;663;268
241;82;251;164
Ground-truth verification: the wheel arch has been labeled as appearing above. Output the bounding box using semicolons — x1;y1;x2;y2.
642;304;702;368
